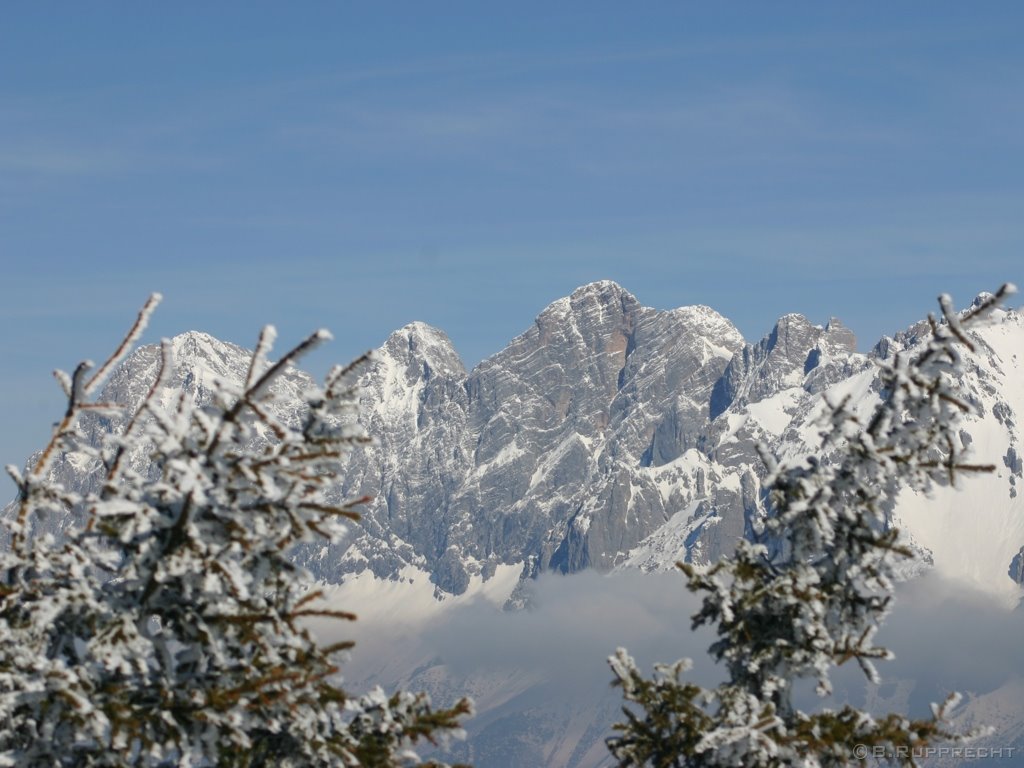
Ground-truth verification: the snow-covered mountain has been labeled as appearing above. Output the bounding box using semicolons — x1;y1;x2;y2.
26;280;1020;603
305;280;1020;605
8;280;1023;766
330;280;756;598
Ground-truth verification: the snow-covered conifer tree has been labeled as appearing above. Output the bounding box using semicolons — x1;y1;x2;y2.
0;295;470;767
608;285;1017;767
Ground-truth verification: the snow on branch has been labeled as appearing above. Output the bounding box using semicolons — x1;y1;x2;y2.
0;298;470;766
609;285;1015;768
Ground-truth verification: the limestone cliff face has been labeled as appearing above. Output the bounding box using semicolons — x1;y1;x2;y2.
323;281;747;592
14;281;1022;600
710;313;858;421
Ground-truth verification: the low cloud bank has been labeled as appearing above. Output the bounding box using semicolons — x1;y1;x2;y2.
418;569;718;697
836;574;1024;717
328;567;1024;719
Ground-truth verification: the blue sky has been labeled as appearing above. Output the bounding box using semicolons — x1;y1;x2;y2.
2;3;1023;467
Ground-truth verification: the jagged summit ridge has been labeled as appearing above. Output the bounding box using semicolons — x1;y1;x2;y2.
100;330;313;412
555;278;637;309
323;281;752;591
709;309;861;421
295;284;883;592
15;285;1022;605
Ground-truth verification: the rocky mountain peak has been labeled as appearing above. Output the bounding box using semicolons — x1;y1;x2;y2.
973;291;996;308
172;329;230;349
96;331;254;414
823;317;857;354
170;331;250;376
379;322;466;381
671;303;737;327
568;279;636;305
766;313;816;352
535;280;639;332
710;311;862;420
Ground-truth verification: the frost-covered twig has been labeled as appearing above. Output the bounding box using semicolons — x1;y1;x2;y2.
0;300;471;767
609;285;1016;767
